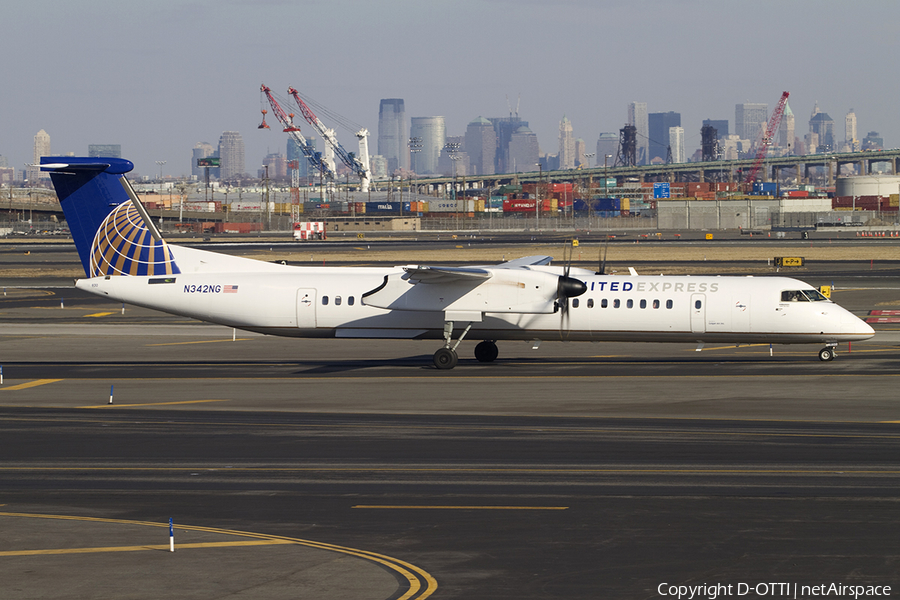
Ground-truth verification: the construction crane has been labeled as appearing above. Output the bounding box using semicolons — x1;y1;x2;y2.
745;91;790;184
259;84;333;182
287;87;371;193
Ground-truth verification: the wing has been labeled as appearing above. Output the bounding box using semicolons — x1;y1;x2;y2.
403;265;492;284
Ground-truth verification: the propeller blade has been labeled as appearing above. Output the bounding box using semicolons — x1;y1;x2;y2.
597;236;610;275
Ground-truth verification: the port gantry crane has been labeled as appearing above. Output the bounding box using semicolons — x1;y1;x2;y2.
745;90;790;184
259;84;334;183
287;87;371;193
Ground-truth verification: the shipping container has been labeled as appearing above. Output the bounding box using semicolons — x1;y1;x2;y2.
752;182;778;195
595;197;621;211
429;199;474;212
217;222;264;234
365;201;413;213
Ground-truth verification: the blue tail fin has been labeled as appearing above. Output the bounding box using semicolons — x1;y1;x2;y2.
42;157;180;278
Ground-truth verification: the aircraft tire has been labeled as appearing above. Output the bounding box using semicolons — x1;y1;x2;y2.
433;347;458;370
818;347;835;362
474;341;499;362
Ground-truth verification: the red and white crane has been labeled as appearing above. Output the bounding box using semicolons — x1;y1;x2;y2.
745;91;790;184
259;84;333;181
287;87;371;193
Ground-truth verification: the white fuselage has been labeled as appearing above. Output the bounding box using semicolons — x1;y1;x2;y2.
75;245;874;346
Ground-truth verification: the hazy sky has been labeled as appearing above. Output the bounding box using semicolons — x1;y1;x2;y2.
3;0;898;178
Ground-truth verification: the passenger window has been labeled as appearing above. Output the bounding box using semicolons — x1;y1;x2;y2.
601;299;608;308
572;298;579;308
694;300;702;309
666;299;673;309
348;296;355;306
626;299;634;309
587;298;594;308
322;296;329;305
335;296;342;306
653;299;660;309
613;299;620;308
640;299;647;309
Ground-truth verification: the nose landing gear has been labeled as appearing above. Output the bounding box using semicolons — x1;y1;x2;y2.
818;343;838;362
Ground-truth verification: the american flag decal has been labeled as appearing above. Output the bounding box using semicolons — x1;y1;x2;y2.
223;285;239;293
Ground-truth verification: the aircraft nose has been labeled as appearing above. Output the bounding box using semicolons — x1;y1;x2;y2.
841;311;874;337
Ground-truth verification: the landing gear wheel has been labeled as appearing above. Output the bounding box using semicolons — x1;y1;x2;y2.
433;347;459;370
474;341;499;363
818;347;836;362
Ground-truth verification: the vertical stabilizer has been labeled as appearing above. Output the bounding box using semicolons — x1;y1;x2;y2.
42;157;180;278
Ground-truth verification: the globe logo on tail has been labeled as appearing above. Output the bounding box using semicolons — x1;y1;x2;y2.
89;201;180;277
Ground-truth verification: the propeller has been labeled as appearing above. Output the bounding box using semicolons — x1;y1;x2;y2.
596;235;610;275
557;241;587;338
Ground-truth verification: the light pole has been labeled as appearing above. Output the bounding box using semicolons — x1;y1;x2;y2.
582;153;595;228
155;160;166;182
262;165;270;230
535;163;542;230
444;142;462;230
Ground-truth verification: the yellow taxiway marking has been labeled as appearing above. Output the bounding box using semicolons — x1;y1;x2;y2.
1;379;63;391
78;399;229;409
353;505;568;510
145;339;252;346
0;539;294;557
0;512;437;600
83;312;115;317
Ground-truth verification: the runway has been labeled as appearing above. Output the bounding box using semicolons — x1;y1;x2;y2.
2;250;900;598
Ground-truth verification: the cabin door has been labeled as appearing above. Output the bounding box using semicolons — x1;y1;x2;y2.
296;288;317;329
690;293;706;334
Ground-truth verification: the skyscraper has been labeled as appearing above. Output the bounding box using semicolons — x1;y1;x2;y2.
192;142;215;179
596;133;618;168
28;129;51;183
464;117;496;176
489;116;529;174
378;99;408;174
648;111;681;163
574;139;586;167
845;109;858;152
809;111;835;153
628;102;649;165
508;125;539;174
410;116;445;175
558;116;575;169
669;127;685;164
88;144;121;158
778;102;795;153
735;103;768;146
217;131;245;180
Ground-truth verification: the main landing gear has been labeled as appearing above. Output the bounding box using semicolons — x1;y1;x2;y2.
818;342;838;362
432;320;473;370
432;321;499;369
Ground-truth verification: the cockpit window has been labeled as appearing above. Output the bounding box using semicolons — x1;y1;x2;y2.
802;289;829;302
781;289;829;302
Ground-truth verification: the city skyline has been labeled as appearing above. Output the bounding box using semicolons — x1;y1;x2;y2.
3;1;898;179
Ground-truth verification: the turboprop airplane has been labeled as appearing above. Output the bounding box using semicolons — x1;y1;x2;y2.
43;156;874;369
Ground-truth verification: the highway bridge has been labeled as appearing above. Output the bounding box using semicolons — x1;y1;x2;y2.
409;149;900;192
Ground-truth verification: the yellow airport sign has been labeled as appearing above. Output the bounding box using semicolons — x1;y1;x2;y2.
775;257;804;267
819;285;831;298
705;233;713;240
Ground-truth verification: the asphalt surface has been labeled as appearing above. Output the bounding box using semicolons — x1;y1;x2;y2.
1;243;899;599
